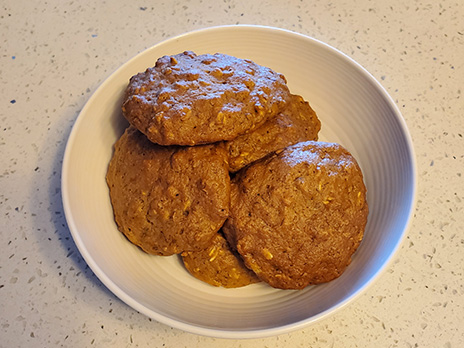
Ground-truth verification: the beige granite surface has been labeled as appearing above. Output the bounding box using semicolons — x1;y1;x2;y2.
1;0;463;347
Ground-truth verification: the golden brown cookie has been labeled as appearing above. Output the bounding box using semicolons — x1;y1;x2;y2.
226;94;321;172
223;141;368;290
106;126;230;256
122;51;291;146
181;231;260;288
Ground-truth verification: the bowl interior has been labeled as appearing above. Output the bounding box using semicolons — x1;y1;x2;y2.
62;25;416;338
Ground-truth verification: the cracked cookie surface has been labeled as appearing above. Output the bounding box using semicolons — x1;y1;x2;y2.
181;232;260;288
226;94;321;172
106;126;230;256
122;51;291;145
223;141;368;289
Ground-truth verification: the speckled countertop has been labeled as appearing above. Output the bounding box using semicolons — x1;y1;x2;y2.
1;0;463;347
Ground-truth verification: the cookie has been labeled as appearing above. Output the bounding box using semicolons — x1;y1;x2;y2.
226;94;321;172
106;126;230;256
223;141;368;289
122;51;291;145
181;231;260;288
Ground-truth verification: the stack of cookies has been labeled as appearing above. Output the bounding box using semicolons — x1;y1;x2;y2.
106;51;368;290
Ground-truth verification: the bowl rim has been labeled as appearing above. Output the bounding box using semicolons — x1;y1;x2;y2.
61;24;418;339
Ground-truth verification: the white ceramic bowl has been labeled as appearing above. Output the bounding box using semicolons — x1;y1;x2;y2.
62;25;417;338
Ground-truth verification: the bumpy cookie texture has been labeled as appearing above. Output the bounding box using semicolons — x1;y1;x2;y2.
122;51;291;145
223;141;368;290
226;94;321;172
106;126;230;256
181;231;260;288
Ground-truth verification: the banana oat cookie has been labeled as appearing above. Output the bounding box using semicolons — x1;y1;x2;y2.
181;232;260;288
106;126;230;256
122;51;291;145
223;141;368;290
226;94;321;172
